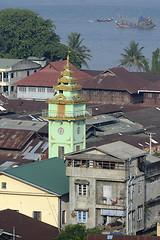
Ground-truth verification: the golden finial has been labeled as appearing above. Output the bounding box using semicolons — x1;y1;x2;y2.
67;50;70;65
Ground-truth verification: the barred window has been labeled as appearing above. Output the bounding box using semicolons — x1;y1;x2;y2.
47;88;54;93
19;87;26;92
28;87;36;92
79;184;87;195
38;87;45;92
137;206;142;221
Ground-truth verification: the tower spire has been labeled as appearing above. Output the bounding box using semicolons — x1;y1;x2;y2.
67;50;70;66
42;55;92;158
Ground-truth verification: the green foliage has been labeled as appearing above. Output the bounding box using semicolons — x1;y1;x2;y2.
151;48;160;72
0;8;59;58
147;230;157;236
67;32;92;69
86;227;102;235
154;151;160;157
119;41;149;72
55;223;102;240
0;8;82;68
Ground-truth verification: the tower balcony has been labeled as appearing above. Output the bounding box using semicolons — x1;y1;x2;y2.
41;108;92;120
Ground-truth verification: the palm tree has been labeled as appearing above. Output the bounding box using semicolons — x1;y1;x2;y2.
67;32;92;69
119;41;149;72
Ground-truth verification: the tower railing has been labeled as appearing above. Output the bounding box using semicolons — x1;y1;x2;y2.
42;108;92;119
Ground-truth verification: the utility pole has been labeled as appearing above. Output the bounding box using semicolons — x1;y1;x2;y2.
146;132;156;155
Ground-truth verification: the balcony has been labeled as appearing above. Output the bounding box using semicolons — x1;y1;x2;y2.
42;108;92;119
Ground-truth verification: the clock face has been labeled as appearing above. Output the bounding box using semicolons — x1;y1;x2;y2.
77;126;80;134
58;127;64;135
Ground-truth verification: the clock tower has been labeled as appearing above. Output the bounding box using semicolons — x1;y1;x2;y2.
42;54;92;158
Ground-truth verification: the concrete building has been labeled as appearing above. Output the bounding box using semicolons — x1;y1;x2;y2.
65;141;146;234
0;58;41;96
145;158;160;232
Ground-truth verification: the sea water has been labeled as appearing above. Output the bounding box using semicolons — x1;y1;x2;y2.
1;0;160;70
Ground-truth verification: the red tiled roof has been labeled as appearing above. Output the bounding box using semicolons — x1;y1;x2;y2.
14;60;93;87
141;79;160;91
83;67;152;94
0;209;59;240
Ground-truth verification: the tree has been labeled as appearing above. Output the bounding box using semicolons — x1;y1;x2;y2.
67;32;92;69
151;48;160;72
0;8;81;68
119;41;149;72
55;223;102;240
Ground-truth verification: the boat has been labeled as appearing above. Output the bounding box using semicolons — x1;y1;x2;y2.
97;18;113;22
116;16;156;29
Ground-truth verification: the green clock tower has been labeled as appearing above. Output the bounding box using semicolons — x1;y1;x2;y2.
42;54;91;158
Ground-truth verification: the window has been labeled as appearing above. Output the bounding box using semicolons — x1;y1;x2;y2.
28;87;36;92
148;93;152;98
79;184;87;195
27;71;30;76
19;87;26;92
58;146;64;159
4;72;8;81
38;87;45;92
76;145;80;151
138;181;143;194
137;206;142;221
33;211;41;220
1;182;6;189
11;73;14;78
103;185;112;204
34;70;37;73
47;88;54;93
78;211;87;223
62;210;66;224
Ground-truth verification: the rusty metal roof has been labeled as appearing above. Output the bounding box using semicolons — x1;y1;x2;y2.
0;129;34;150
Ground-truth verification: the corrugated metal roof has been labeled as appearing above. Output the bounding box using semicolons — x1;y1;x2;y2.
67;153;122;162
0;58;22;69
86;114;117;125
124;107;160;128
4;157;69;195
0;129;34;150
98;141;146;160
0;118;47;131
0;161;15;170
22;140;48;161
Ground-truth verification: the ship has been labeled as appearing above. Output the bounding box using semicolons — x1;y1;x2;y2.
116;16;156;29
97;18;113;22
